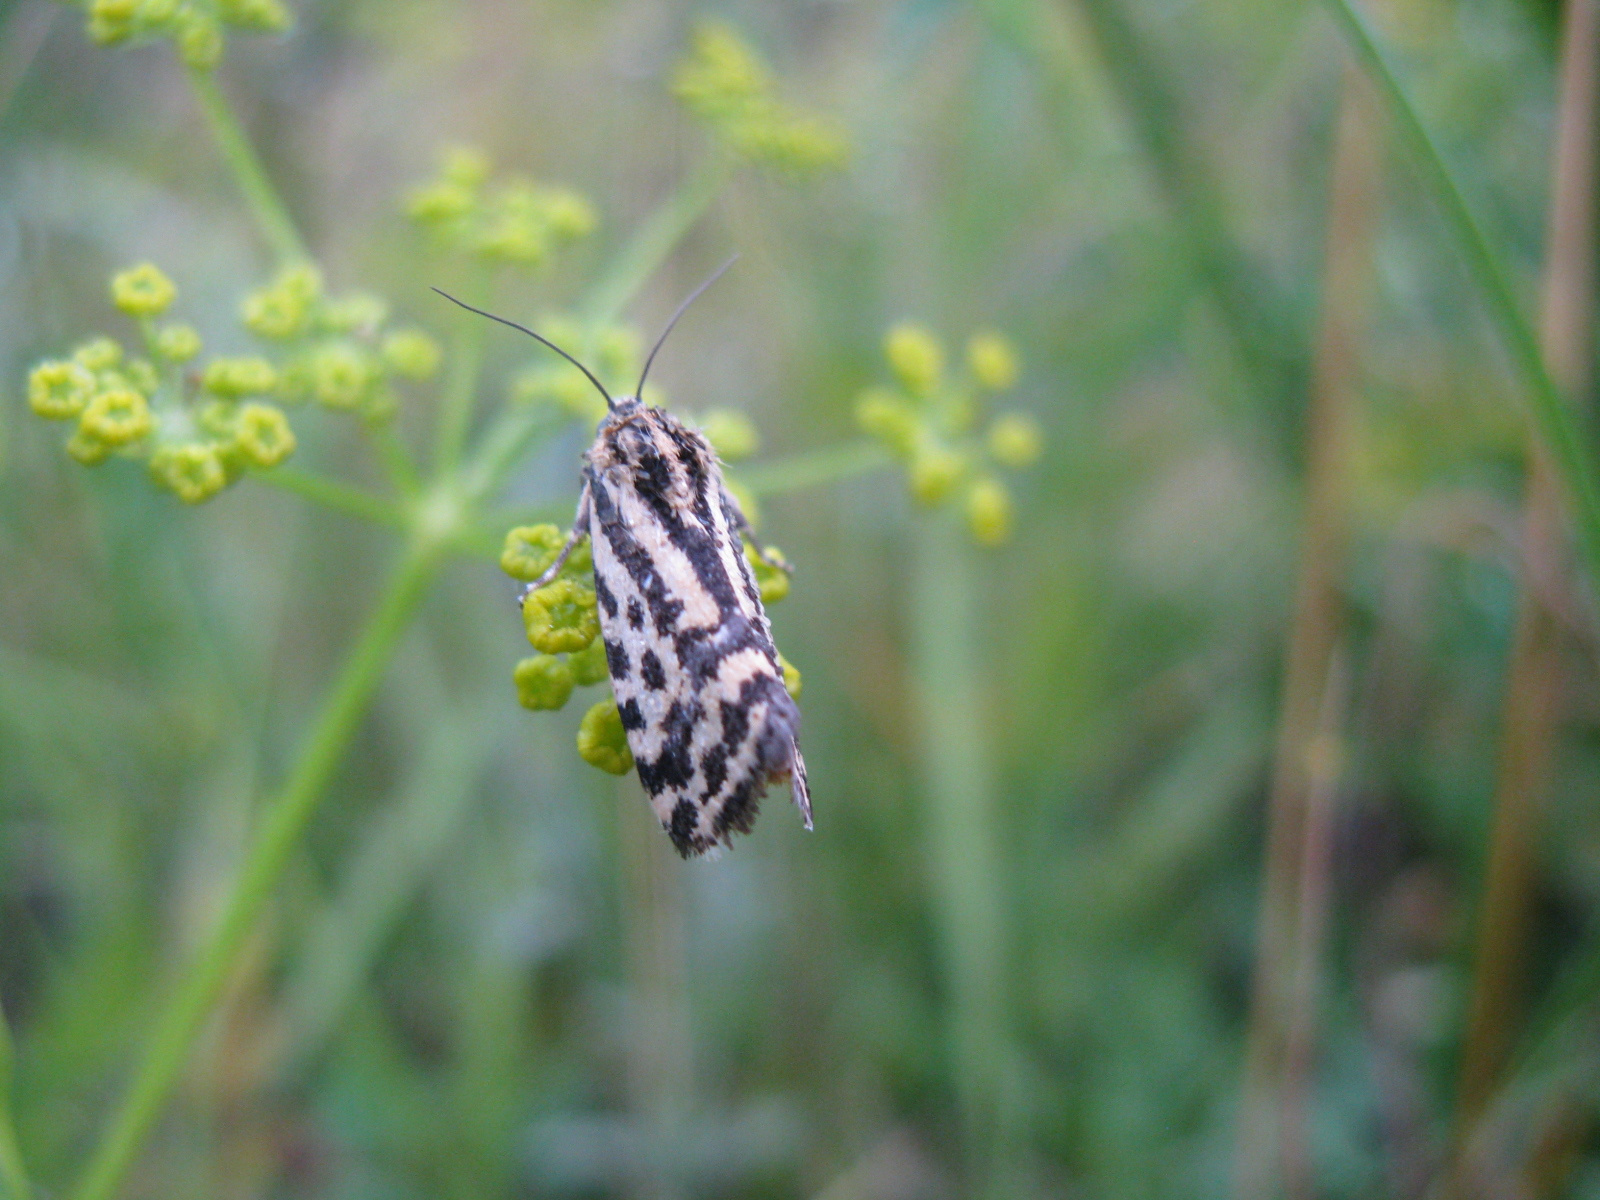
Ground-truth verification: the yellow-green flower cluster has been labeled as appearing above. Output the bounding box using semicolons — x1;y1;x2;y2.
672;22;849;174
24;260;377;505
80;0;291;70
855;324;1042;546
509;319;643;424
406;147;597;268
501;519;801;776
236;263;440;424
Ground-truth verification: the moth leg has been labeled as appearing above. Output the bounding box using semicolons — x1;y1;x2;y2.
722;485;792;575
518;482;592;603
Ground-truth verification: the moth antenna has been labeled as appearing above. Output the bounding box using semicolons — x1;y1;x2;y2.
431;287;614;409
634;253;738;402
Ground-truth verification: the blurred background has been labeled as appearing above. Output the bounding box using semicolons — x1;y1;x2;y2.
4;0;1600;1196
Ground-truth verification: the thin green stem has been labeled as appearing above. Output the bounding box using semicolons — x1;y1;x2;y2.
446;524;506;562
433;264;492;478
460;410;570;504
368;425;424;500
253;466;406;529
733;441;890;497
68;540;442;1200
1320;0;1600;595
580;154;730;331
186;68;306;266
909;515;1017;1197
0;1001;32;1200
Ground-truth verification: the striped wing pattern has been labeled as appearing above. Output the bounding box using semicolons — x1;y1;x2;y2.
585;403;809;856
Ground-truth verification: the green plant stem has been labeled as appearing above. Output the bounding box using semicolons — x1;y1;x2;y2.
580;155;730;331
1321;0;1600;597
1056;0;1306;427
909;515;1015;1197
68;540;441;1200
433;265;492;478
254;467;406;529
0;1001;31;1200
369;425;423;500
186;68;306;266
459;410;569;505
733;441;889;497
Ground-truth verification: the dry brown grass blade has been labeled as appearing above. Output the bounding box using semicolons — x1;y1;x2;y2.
1448;0;1600;1194
1234;64;1380;1200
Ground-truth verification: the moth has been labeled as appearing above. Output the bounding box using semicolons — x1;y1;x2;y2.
435;259;811;857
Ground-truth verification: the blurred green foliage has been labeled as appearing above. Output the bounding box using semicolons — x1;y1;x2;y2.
3;0;1600;1198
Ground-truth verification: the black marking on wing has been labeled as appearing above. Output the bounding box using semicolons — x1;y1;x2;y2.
627;598;645;630
712;775;761;838
605;638;630;680
635;699;698;796
618;697;645;732
700;744;728;798
672;621;771;686
640;649;666;691
593;569;618;619
627;426;746;618
668;798;700;855
590;473;686;636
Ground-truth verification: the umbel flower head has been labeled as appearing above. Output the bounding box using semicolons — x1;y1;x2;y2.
406;147;597;269
25;259;438;504
79;0;292;70
855;323;1043;546
672;22;850;174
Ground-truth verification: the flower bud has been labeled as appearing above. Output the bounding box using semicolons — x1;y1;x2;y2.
745;542;790;604
966;332;1019;391
73;337;123;373
176;11;223;69
29;361;95;420
522;578;600;654
567;638;611;687
150;442;227;503
965;476;1013;546
217;0;291;33
80;388;153;447
381;329;442;379
203;356;278;398
577;698;634;775
66;428;113;466
909;444;965;506
111;263;177;318
501;524;589;582
885;323;944;397
234;402;296;467
87;0;137;44
309;343;375;409
987;412;1043;467
778;652;802;699
514;655;575;711
156;323;202;363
